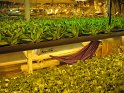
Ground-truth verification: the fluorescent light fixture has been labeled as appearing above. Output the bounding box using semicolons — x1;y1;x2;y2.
16;10;20;13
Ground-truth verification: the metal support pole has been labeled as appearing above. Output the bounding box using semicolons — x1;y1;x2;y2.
108;0;112;26
24;0;30;21
52;0;53;6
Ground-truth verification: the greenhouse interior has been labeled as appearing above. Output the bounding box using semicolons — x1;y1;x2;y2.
0;0;124;92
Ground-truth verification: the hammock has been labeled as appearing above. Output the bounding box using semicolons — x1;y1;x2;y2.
50;41;100;64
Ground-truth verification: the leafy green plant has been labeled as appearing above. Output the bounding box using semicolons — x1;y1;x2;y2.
0;17;124;46
21;23;44;43
1;22;23;45
1;53;124;93
71;23;79;37
105;24;112;33
54;24;67;40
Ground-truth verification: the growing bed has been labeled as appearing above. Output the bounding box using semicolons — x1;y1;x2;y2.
0;17;124;73
0;17;124;44
0;17;124;53
0;53;124;93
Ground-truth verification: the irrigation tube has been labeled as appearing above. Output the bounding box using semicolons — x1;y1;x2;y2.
0;31;124;54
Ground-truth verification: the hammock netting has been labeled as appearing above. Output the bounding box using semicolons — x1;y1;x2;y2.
50;41;100;64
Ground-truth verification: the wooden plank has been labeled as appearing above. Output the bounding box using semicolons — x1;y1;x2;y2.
21;59;60;72
0;52;27;66
0;64;20;72
27;50;33;74
34;43;84;61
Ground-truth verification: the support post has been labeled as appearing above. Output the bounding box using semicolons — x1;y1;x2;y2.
24;0;30;21
108;0;112;26
27;50;33;74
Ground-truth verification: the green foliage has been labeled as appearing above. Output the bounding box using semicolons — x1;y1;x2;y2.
0;53;124;93
0;20;24;45
21;21;44;43
0;17;124;45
